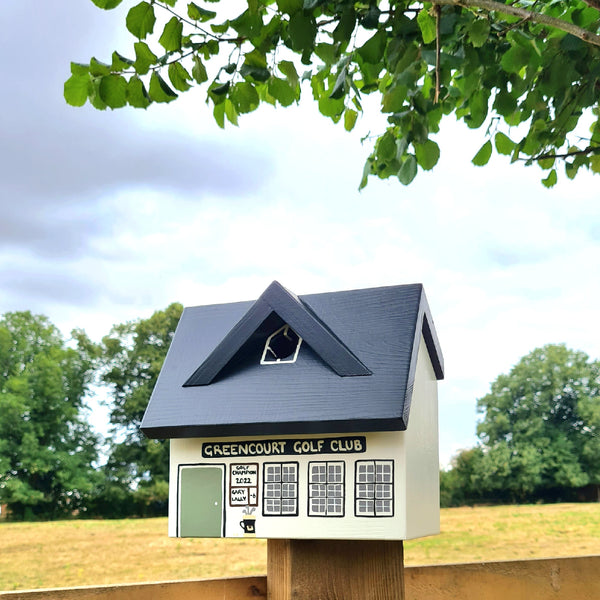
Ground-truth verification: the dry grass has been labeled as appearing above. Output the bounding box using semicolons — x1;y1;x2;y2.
0;503;598;591
405;503;600;565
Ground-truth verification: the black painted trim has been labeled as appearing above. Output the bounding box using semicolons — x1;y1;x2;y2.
183;281;371;386
402;286;444;427
142;416;406;440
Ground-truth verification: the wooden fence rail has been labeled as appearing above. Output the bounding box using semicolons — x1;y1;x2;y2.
1;555;598;600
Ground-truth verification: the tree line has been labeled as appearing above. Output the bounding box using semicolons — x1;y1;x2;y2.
441;344;600;506
0;308;598;519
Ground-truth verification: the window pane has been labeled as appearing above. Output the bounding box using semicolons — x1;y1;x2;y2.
375;484;392;499
375;499;393;516
265;498;281;514
282;482;297;498
281;498;297;514
356;499;374;515
327;483;343;498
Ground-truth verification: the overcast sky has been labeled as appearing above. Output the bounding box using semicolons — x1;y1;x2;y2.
2;1;599;465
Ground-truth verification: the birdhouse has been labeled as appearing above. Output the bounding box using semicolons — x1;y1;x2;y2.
141;282;443;541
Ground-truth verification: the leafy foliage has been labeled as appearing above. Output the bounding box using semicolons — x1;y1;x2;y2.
97;302;183;517
442;344;600;506
67;0;600;186
0;313;100;519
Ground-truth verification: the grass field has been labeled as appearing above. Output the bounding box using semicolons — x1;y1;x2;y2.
0;503;598;591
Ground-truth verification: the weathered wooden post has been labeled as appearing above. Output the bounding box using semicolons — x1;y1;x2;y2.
141;281;444;600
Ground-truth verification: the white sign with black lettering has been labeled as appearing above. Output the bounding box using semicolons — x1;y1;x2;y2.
229;463;258;506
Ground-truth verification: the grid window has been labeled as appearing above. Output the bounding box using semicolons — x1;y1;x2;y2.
263;463;298;516
355;461;394;517
308;461;344;517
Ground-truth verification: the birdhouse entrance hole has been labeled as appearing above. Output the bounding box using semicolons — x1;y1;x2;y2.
261;324;302;364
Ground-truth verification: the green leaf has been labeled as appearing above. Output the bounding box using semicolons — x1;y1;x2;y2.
224;98;239;126
126;2;156;39
211;21;230;34
90;0;123;8
472;140;492;166
329;63;348;100
127;76;151;108
494;132;514;156
466;90;489;129
133;42;157;75
541;168;557;188
279;60;299;88
333;6;355;44
231;10;263;38
361;5;381;29
149;72;178;103
398;155;417;185
192;56;208;83
111;51;134;71
188;2;217;22
240;64;271;82
230;82;260;113
210;81;231;97
417;9;436;45
382;85;407;113
99;74;128;108
537;156;555;169
467;19;490;48
268;77;296;106
357;30;386;65
288;13;316;52
276;0;303;15
64;74;90;107
414;139;440;170
159;17;183;52
70;62;89;76
590;154;600;174
344;108;358;131
500;45;530;74
378;131;396;161
213;101;225;128
89;58;110;77
493;89;517;117
168;62;192;92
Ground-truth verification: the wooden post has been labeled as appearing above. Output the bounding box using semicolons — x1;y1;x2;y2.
268;539;405;600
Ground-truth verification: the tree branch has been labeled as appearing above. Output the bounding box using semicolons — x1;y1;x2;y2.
529;145;600;161
435;0;600;47
581;0;600;11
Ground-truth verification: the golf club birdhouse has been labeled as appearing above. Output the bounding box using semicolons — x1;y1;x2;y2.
141;282;443;541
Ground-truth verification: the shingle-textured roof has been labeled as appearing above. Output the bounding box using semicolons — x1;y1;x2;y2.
141;282;443;439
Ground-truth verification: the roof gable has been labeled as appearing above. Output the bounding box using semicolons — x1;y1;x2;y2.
141;282;443;439
184;281;371;386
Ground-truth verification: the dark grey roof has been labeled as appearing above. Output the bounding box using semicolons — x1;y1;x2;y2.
141;282;443;439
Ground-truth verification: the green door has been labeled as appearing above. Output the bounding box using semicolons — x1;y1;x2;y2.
179;466;224;537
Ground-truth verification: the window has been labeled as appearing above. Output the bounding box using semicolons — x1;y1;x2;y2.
355;460;394;517
262;462;298;516
308;461;345;517
260;324;302;365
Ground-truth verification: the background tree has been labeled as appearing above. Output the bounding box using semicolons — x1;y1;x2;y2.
476;344;599;503
66;0;600;187
95;302;183;517
0;312;100;520
441;344;600;506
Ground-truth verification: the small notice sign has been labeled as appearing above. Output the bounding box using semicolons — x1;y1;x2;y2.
229;463;258;506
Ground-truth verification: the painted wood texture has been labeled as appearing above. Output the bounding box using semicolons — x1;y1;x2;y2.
267;539;405;600
141;283;444;439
